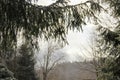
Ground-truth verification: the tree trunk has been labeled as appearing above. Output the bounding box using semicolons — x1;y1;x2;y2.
43;73;47;80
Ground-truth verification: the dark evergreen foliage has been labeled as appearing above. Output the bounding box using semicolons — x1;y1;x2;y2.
96;1;120;79
0;0;102;50
15;43;37;80
0;63;17;80
97;27;120;79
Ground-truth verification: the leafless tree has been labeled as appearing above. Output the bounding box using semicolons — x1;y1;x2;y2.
36;40;64;80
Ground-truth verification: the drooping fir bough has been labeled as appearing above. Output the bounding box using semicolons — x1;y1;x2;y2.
0;0;102;52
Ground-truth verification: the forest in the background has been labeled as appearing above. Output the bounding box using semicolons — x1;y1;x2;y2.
37;61;97;80
0;0;120;80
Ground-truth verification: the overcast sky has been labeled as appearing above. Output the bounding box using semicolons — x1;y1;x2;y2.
34;0;97;62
